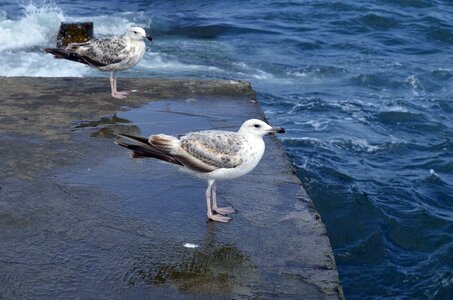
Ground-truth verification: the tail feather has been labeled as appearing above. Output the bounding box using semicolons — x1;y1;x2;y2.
44;48;89;65
149;134;179;153
115;134;183;166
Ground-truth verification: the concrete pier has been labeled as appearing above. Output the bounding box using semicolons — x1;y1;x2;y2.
0;77;343;299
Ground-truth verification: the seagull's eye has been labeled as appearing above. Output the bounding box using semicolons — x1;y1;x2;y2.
253;124;261;128
133;31;137;34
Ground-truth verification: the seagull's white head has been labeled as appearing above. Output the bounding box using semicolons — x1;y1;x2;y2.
238;119;285;137
127;26;153;41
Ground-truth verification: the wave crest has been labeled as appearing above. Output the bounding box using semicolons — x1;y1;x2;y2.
0;3;64;52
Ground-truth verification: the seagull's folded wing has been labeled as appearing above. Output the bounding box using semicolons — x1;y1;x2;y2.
176;131;245;171
67;37;128;66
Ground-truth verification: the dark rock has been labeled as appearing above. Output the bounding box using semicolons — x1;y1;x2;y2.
56;22;93;48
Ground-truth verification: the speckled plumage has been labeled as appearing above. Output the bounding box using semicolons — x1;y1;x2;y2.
64;35;145;71
180;130;245;169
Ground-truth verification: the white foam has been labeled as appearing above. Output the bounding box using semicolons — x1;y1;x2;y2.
429;169;439;177
140;52;224;73
183;243;199;249
233;61;275;80
294;119;331;131
331;138;381;153
0;51;89;77
0;3;65;52
382;105;409;113
406;75;424;96
287;71;308;78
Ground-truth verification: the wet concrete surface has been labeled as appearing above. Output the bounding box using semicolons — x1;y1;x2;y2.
0;77;343;299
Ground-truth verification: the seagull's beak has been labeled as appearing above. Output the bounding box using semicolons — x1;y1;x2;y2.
146;34;153;41
269;127;286;134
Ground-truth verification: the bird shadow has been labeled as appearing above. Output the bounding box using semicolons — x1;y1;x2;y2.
72;113;141;138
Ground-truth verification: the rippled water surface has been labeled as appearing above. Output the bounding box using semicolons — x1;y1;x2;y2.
1;0;452;298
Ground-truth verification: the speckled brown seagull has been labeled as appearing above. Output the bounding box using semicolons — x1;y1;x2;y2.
115;119;285;223
45;26;152;99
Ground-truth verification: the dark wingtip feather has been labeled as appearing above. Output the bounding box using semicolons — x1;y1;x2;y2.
115;136;184;166
44;48;67;59
115;133;150;145
44;48;90;65
44;47;107;67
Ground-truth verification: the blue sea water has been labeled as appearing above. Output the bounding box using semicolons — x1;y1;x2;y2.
1;0;452;298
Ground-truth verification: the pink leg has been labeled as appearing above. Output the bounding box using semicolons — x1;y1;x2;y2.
206;180;231;223
110;71;128;99
212;182;236;215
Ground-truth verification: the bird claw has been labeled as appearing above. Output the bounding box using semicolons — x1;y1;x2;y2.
213;206;237;215
111;92;127;99
208;214;232;223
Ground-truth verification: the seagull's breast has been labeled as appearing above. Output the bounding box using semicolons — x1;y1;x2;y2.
112;40;146;71
239;137;265;170
129;41;146;64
